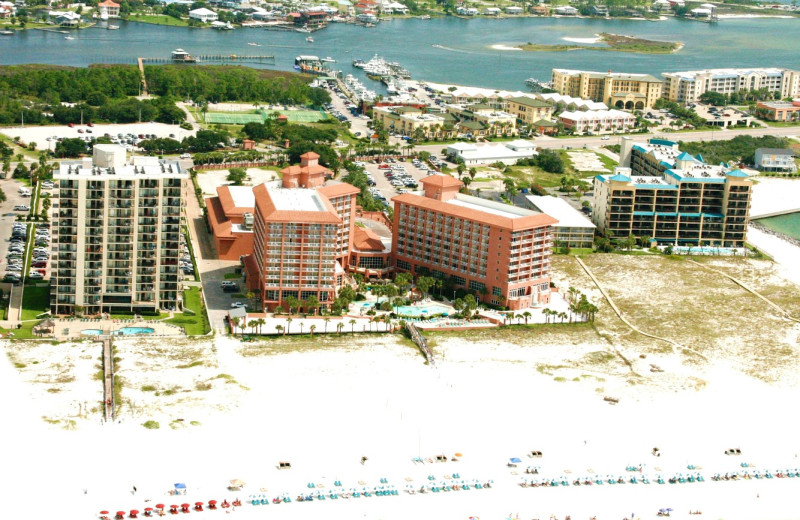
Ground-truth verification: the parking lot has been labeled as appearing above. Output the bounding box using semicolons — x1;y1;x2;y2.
360;157;447;208
0;122;196;152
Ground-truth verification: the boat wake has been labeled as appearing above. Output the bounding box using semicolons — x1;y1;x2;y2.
431;44;474;54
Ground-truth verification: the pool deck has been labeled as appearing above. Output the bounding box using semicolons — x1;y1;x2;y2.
52;318;185;340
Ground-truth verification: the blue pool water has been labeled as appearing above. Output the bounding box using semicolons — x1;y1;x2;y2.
118;327;155;335
395;305;451;317
81;329;103;335
673;246;737;255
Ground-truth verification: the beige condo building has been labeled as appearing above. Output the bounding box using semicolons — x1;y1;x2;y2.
51;145;188;316
662;68;800;104
551;68;663;109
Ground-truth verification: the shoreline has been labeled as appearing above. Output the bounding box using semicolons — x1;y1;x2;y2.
516;32;682;54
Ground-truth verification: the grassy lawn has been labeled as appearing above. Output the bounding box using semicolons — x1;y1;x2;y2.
110;313;164;321
764;121;800;128
21;284;49;321
129;14;191;27
181;226;200;282
0;321;38;340
166;287;211;336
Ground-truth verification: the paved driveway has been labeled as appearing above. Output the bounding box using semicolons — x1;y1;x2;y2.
363;160;436;208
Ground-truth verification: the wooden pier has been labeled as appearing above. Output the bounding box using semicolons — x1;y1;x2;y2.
102;335;115;422
140;54;275;65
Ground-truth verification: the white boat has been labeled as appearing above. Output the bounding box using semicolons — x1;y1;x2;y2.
248;42;261;46
64;36;74;40
0;30;14;35
306;36;314;42
107;25;119;30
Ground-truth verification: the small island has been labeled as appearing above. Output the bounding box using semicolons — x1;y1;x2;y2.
517;33;683;54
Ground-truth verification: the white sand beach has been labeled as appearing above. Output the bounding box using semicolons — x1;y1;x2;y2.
5;321;800;520
489;44;523;51
562;36;601;44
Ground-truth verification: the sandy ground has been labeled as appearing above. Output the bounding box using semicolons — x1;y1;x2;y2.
0;122;195;152
489;44;523;51
4;308;800;520
749;177;800;218
562;36;601;44
195;169;280;198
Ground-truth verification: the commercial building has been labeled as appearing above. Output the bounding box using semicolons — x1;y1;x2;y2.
754;148;797;173
51;145;187;316
525;195;596;249
372;106;448;139
205;186;256;261
551;69;663;109
243;152;360;311
558;109;636;135
443;104;519;136
755;100;800;122
593;138;752;247
392;175;557;310
661;68;800;104
536;92;607;111
445;140;537;166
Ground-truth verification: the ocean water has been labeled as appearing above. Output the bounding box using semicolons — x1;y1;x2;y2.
0;17;799;91
755;212;800;241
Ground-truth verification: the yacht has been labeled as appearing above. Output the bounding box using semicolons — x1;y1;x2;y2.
306;36;314;43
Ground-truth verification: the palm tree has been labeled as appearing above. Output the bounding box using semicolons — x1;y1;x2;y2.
323;317;331;334
309;324;316;337
522;311;531;325
349;319;356;333
275;324;284;335
249;321;258;336
559;312;567;323
336;322;344;335
230;316;240;336
286;317;293;335
299;322;305;335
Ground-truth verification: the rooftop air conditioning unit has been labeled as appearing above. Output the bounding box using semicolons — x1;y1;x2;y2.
243;212;254;231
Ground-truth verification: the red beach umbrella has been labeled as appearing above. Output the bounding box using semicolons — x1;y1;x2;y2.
130;510;139;518
195;502;203;506
100;511;110;515
155;505;165;510
116;512;126;520
144;508;153;512
208;500;216;505
181;504;190;508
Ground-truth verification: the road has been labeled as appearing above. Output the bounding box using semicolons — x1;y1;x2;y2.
413;125;800;155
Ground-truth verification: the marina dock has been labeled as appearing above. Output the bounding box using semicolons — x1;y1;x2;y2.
142;54;275;65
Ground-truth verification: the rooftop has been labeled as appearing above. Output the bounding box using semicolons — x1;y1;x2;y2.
525;195;594;229
447;194;539;220
269;187;327;212
664;67;794;79
227;186;255;208
56;160;186;180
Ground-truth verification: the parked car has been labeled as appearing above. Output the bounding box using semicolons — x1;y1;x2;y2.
230;302;248;309
13;205;30;211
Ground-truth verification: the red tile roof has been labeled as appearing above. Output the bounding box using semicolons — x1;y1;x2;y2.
317;182;360;199
253;184;341;224
98;0;120;6
420;174;463;188
216;185;254;217
392;193;557;231
353;226;385;252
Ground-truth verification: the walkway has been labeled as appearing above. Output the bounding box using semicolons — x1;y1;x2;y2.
687;259;800;325
102;336;114;422
574;256;707;361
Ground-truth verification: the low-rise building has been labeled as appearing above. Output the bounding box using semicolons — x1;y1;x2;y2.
189;7;218;22
525;195;596;249
754;148;797;173
537;92;608;111
372;106;449;139
755;100;800;122
503;96;555;125
444;103;519;136
558;109;636;135
662;68;800;104
505;5;523;14
97;0;120;18
392;175;557;310
483;6;501;15
551;68;663;109
594;138;752;247
554;5;578;15
206;186;256;261
445;140;538;166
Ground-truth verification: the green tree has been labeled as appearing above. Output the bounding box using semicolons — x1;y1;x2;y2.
415;276;435;298
226;167;247;186
394;272;412;294
304;295;319;315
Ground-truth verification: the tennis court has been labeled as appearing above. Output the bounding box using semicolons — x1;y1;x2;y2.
203;109;328;125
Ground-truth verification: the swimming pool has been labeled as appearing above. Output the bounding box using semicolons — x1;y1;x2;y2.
673;246;738;255
81;329;103;335
118;327;155;335
395;305;451;317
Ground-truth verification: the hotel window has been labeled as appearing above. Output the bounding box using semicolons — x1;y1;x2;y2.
396;259;411;271
492;286;501;296
452;275;466;287
469;280;485;292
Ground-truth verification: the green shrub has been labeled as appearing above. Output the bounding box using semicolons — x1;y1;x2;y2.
142;420;160;429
